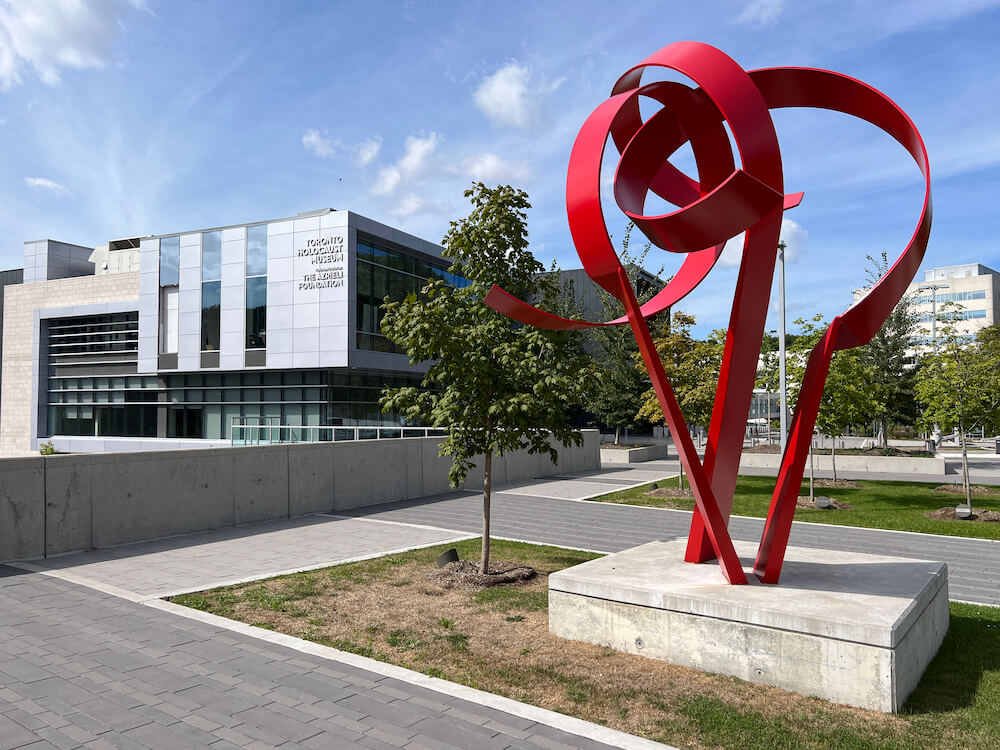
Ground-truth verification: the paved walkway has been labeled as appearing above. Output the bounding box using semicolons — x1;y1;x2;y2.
6;460;1000;749
2;468;675;750
337;461;1000;607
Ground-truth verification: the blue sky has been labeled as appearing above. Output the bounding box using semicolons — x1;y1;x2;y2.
1;0;999;334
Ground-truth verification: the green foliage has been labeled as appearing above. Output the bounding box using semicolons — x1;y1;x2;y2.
380;182;593;485
39;441;56;455
380;183;595;572
858;253;920;443
787;315;879;477
635;311;723;430
587;223;663;441
915;312;1000;505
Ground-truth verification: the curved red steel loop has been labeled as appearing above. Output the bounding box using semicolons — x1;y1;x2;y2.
482;42;931;585
748;67;932;582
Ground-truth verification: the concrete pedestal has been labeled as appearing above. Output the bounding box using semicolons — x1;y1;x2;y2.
548;540;949;712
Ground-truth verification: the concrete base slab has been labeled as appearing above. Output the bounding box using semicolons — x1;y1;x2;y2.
549;540;949;712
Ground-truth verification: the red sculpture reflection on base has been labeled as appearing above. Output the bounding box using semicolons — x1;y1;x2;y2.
484;41;931;584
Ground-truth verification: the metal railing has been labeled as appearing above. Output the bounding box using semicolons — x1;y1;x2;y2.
230;416;446;446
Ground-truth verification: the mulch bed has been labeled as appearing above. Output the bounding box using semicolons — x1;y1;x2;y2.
796;496;853;510
428;560;537;589
933;484;994;496
925;507;1000;522
649;487;694;499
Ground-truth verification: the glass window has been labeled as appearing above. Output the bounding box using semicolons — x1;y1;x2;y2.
246;224;268;277
202;230;222;281
159;236;180;286
246;276;266;349
201;280;222;351
204;404;223;440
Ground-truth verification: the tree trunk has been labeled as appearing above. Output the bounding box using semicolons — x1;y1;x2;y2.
678;462;684;490
831;440;838;483
809;443;815;503
480;449;492;574
615;426;621;445
960;428;972;514
879;418;888;448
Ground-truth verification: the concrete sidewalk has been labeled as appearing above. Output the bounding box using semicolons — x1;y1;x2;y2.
6;459;999;750
3;465;674;750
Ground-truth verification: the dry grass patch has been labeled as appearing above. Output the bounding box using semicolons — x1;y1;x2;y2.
172;539;1000;750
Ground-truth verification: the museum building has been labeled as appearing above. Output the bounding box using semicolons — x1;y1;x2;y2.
0;209;465;456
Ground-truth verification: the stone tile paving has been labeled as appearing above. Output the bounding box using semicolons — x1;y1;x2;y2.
0;568;651;749
17;515;474;600
338;464;1000;607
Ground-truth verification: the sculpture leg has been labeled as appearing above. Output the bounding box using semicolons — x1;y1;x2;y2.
617;268;748;585
754;319;840;583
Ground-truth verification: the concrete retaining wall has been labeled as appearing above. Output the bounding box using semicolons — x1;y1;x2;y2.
739;451;945;475
1;431;599;563
600;445;668;464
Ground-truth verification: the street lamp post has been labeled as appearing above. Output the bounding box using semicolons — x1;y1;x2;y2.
778;240;788;453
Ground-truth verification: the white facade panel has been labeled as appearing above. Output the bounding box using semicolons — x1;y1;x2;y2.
179;266;200;289
267;220;293;236
220;308;243;334
268;233;294;259
268;304;293;330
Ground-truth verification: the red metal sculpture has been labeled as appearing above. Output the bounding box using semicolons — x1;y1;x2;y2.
485;42;931;584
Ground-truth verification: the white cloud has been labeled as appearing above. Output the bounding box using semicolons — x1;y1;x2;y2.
0;0;146;89
779;218;807;262
735;0;784;27
473;61;561;130
371;132;441;196
718;218;807;268
356;136;382;166
462;152;532;184
390;193;427;217
302;128;337;159
25;176;68;195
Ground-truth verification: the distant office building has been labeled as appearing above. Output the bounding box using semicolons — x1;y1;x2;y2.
906;263;999;352
0;209;461;456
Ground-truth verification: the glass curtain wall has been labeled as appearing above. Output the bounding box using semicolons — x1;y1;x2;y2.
159;235;179;353
201;231;222;351
355;234;467;352
246;224;267;349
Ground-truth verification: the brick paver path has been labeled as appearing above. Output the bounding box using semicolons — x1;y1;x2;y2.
338;462;1000;607
7;459;999;749
0;568;647;749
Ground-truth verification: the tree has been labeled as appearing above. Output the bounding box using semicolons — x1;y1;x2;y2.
915;309;1000;510
857;253;920;445
588;223;662;443
380;183;595;574
787;315;878;481
635;311;723;487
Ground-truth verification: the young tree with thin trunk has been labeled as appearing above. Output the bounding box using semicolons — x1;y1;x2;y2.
588;223;662;444
858;253;919;446
915;312;1000;511
787;315;878;481
635;311;723;488
380;183;594;573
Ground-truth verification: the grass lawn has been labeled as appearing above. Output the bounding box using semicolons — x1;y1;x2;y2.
172;538;1000;750
590;476;1000;540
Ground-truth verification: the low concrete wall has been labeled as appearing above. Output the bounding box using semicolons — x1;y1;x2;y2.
739;452;945;475
0;431;599;563
600;444;668;464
